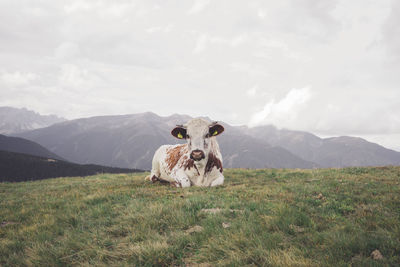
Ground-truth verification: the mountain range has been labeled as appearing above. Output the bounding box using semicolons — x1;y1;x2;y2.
0;106;65;134
245;125;400;168
11;111;400;170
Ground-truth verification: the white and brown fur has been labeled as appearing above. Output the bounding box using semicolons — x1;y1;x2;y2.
145;118;224;187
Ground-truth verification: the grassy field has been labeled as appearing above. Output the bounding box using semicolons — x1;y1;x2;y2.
1;167;400;266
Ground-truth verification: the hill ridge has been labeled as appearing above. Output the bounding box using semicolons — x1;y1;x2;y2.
11;111;400;169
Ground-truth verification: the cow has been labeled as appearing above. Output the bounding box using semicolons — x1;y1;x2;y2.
145;118;225;187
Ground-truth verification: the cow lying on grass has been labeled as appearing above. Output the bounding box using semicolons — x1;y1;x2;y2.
145;118;224;187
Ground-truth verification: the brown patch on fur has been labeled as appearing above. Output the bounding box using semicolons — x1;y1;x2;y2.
166;144;186;171
185;159;200;175
184;158;194;170
179;155;188;168
179;155;200;176
205;152;223;174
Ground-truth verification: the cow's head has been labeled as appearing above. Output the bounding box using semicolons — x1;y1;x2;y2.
171;118;224;161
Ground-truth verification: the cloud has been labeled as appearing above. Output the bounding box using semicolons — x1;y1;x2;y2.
187;0;211;14
246;85;258;97
249;87;312;127
284;0;341;42
381;0;400;64
146;24;174;34
58;64;102;90
64;0;135;18
257;9;266;19
310;89;400;136
193;34;208;54
54;42;80;59
0;71;38;87
64;1;92;14
193;33;249;53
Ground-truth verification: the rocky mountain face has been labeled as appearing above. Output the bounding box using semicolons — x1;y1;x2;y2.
0;106;65;134
15;112;400;170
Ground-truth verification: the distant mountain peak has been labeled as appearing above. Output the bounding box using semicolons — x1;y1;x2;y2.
0;106;66;134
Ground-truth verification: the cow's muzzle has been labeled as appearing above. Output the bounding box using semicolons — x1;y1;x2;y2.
190;150;205;161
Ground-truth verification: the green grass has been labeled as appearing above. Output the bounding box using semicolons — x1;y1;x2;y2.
1;167;400;266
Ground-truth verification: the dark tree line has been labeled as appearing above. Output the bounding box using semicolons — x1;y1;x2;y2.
0;150;143;182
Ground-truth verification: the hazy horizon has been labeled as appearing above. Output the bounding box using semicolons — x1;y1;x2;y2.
0;0;399;151
2;105;399;153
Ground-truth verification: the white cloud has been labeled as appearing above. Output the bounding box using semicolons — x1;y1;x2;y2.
23;7;48;17
187;0;211;14
0;71;38;86
246;85;258;97
249;87;312;127
193;34;208;53
193;33;249;53
58;64;100;89
64;0;135;17
64;1;92;14
54;42;80;59
146;24;174;34
257;9;266;19
381;0;400;64
231;34;248;46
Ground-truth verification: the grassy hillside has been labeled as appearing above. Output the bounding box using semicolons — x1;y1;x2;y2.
1;167;399;266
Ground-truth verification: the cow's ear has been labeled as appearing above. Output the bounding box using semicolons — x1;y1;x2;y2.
209;123;224;137
171;126;187;139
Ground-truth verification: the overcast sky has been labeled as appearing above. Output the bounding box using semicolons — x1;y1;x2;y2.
0;0;399;150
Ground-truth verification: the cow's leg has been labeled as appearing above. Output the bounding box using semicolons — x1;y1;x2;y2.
210;174;224;187
149;171;162;183
170;169;191;188
147;149;163;182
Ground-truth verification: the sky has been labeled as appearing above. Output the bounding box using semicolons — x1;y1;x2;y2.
0;0;399;150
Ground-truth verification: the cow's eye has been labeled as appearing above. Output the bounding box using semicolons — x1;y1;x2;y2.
186;134;190;139
205;133;210;138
